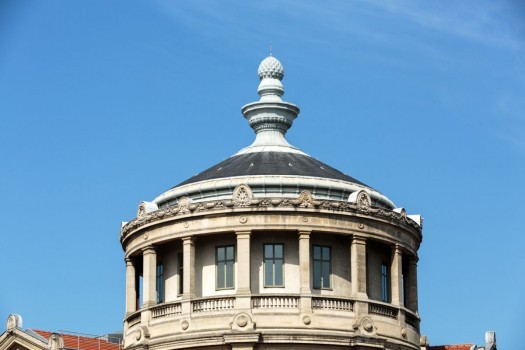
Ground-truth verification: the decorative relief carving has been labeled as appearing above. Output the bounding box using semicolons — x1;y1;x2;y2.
133;326;150;342
230;313;255;331
48;333;64;350
236;315;248;327
296;191;313;208
121;196;421;238
301;216;308;222
178;197;191;214
181;320;189;331
239;216;248;224
137;203;146;218
357;191;371;210
352;316;376;336
401;327;407;338
233;185;252;207
302;315;311;325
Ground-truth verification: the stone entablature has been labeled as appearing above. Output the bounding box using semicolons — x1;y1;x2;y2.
121;190;421;248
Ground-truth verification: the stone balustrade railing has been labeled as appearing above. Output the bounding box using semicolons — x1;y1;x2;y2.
126;311;141;327
192;296;236;313
252;295;300;309
151;301;182;319
404;309;420;331
126;296;412;328
312;296;353;311
368;301;399;319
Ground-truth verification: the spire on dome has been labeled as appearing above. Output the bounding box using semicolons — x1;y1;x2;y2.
237;56;303;155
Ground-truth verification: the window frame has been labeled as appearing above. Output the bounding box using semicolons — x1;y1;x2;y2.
312;245;332;290
381;261;390;303
263;243;285;288
216;245;235;290
177;252;184;296
156;260;164;304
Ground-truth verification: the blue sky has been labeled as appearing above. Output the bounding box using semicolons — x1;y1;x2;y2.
1;1;524;348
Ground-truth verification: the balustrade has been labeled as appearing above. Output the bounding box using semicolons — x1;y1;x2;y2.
126;311;141;327
312;297;353;311
151;302;182;319
252;295;300;309
192;297;235;313
405;309;420;331
368;301;399;319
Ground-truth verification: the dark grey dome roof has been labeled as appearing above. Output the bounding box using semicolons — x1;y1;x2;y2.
175;152;370;189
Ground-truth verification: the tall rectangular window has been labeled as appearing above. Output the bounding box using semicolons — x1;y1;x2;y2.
313;245;331;289
216;245;235;289
264;244;284;287
177;252;184;296
381;262;390;302
156;261;164;303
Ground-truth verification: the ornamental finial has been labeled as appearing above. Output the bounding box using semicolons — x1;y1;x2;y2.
238;56;301;155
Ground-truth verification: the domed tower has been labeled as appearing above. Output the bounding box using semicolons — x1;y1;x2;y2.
120;56;423;350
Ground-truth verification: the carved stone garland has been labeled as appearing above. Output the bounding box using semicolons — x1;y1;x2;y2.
121;191;421;237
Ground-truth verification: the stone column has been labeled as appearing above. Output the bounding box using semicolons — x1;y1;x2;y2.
125;257;137;315
181;237;195;317
298;230;312;313
236;230;251;310
390;244;403;306
182;237;195;299
142;246;157;308
406;256;419;312
351;236;367;298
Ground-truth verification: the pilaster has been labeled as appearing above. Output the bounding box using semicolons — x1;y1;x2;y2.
236;230;252;310
142;246;157;308
406;256;419;312
298;230;312;313
351;236;368;299
390;244;403;306
125;257;137;315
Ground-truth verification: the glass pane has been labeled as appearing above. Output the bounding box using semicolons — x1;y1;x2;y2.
264;244;273;258
313;246;321;260
226;261;234;287
264;260;273;286
217;262;225;288
313;260;321;289
217;247;225;262
322;261;330;288
275;260;283;286
226;246;234;260
322;247;330;260
274;244;283;258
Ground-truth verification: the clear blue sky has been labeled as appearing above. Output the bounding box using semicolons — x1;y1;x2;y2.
1;1;524;348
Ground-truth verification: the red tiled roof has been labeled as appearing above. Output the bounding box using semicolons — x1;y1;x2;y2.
429;345;474;350
32;330;121;350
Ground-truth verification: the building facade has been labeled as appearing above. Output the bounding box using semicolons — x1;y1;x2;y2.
120;56;423;350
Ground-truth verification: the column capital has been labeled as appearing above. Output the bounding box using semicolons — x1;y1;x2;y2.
298;230;311;239
352;235;367;244
143;245;156;255
408;255;419;264
182;236;195;244
125;257;134;265
391;244;402;255
236;230;252;237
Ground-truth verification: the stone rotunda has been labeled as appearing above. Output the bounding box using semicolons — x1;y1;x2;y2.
120;56;423;350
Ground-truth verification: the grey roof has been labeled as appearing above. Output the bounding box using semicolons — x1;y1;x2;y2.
174;152;370;189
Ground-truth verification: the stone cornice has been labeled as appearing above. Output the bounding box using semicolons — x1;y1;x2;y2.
121;191;422;243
